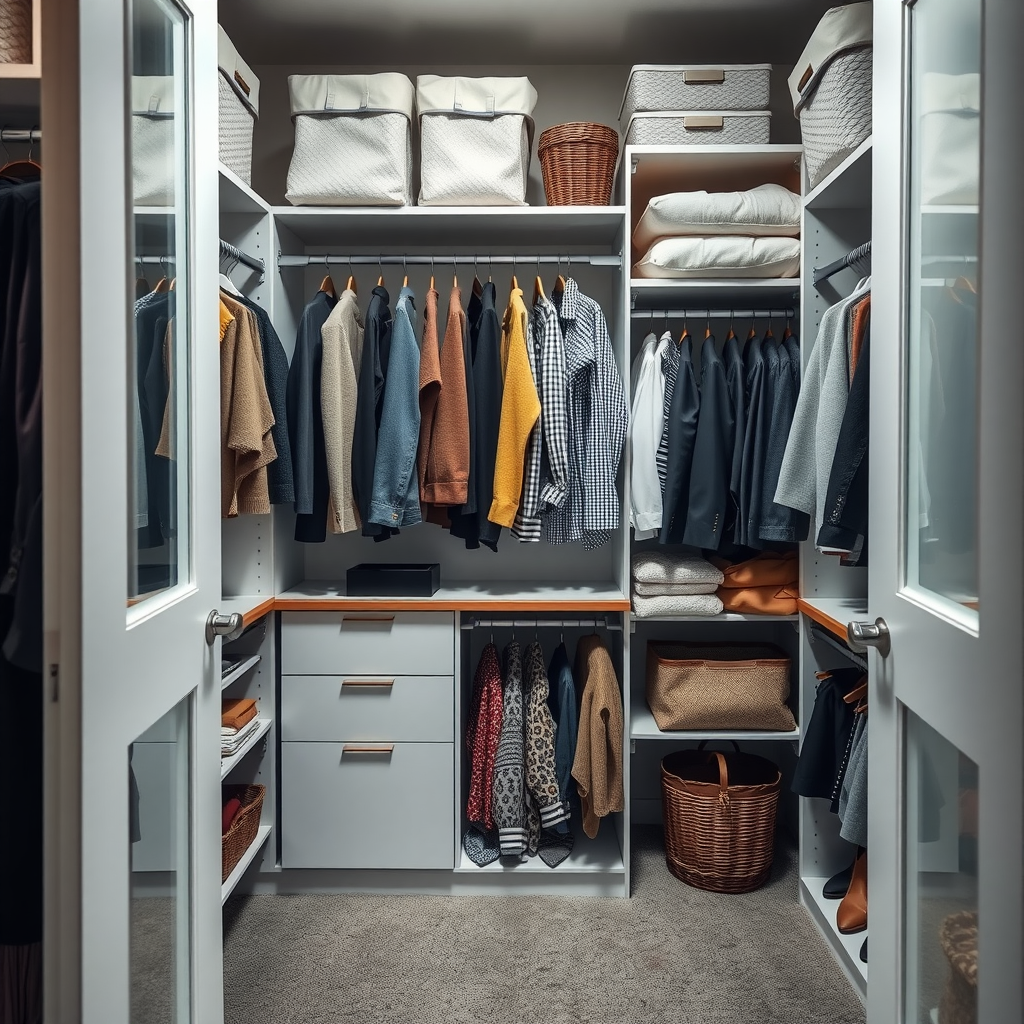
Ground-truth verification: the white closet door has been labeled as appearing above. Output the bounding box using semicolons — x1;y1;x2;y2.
42;0;223;1021
870;2;1023;1023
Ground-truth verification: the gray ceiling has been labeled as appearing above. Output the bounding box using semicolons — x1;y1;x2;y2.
219;0;829;66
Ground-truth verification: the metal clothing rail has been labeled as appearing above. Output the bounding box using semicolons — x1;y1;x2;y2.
278;253;622;269
461;616;622;631
220;238;265;282
0;128;41;145
813;240;872;287
630;308;796;320
809;624;868;672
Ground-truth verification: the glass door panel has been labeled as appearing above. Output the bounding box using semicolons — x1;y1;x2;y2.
904;0;981;630
128;0;191;607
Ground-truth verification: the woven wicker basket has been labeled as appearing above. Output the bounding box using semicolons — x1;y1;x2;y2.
538;122;619;206
221;783;265;882
661;744;781;893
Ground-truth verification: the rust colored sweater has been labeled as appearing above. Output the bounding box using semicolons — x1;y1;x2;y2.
420;286;471;513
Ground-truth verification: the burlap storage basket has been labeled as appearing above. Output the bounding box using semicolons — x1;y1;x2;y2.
661;744;781;893
939;911;978;1024
646;642;796;732
221;783;265;882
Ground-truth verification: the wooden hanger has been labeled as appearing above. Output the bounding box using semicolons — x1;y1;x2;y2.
843;678;868;705
533;274;546;305
552;254;566;298
0;129;41;180
704;312;712;340
319;274;336;298
346;275;357;295
402;257;408;289
783;316;793;339
153;259;170;294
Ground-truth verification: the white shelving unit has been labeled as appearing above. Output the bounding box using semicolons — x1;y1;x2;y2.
455;824;623;876
630;695;800;743
800;876;868;997
220;717;272;779
803;137;873;211
221;652;261;690
632;612;798;624
221;825;273;905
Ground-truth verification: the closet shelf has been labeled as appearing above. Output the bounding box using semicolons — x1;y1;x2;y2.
220;594;275;629
221;652;261;691
272;205;626;249
800;876;868;997
221;825;272;905
219;163;271;215
276;581;630;613
220;717;272;779
803;136;873;211
631;612;799;624
455;823;624;875
630;696;800;742
628;145;804;200
797;596;868;643
629;278;800;310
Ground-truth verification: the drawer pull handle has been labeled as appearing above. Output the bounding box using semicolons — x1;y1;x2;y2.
342;615;396;623
342;745;395;755
341;679;396;688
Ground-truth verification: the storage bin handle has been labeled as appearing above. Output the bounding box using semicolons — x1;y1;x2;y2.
696;740;738;807
341;679;395;688
683;69;725;84
683;116;724;130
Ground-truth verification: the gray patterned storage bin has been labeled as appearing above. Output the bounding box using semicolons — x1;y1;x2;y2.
217;26;259;185
623;111;771;148
789;3;872;191
619;65;771;127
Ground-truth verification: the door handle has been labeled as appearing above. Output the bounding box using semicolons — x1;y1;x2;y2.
846;617;891;658
206;610;244;646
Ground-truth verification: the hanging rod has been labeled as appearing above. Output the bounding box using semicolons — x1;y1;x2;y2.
461;616;622;631
813;240;871;287
809;624;868;672
0;129;41;144
277;253;622;269
630;308;795;320
136;255;175;265
220;238;265;282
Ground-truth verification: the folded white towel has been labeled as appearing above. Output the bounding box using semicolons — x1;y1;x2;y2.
221;715;262;754
633;580;720;597
632;593;724;618
631;551;724;587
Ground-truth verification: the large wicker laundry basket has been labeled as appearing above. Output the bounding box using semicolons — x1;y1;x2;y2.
661;744;781;893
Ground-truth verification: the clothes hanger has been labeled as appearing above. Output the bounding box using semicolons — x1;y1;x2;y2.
746;315;757;341
764;313;774;340
783;312;793;339
843;678;868;706
471;255;483;298
452;252;458;290
153;256;170;294
135;260;150;299
533;263;546;305
219;253;243;298
0;127;42;179
725;310;736;341
345;270;356;295
377;254;384;288
429;255;435;293
510;253;517;292
704;309;712;340
677;312;689;347
402;255;409;289
553;253;566;298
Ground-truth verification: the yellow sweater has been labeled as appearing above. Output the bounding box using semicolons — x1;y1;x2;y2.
488;286;540;528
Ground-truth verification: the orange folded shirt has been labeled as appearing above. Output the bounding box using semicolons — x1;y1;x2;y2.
712;551;799;589
719;583;800;616
222;697;257;732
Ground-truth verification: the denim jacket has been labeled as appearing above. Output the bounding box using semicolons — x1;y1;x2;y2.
369;287;422;528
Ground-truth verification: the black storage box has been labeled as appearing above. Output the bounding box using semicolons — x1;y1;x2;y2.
346;562;441;597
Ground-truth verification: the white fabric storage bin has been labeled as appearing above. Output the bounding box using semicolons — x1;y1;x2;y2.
217;26;259;185
623;111;770;147
286;74;414;207
416;76;537;206
919;73;980;205
789;2;873;191
132;76;175;206
619;65;771;127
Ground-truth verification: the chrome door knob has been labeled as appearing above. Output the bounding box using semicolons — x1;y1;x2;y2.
206;610;244;646
847;617;891;658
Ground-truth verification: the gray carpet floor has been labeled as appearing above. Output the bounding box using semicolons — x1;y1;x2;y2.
223;826;866;1024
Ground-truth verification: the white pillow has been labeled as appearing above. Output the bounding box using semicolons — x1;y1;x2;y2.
633;184;802;251
633;235;801;280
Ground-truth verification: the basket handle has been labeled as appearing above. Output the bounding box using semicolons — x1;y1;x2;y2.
696;741;735;806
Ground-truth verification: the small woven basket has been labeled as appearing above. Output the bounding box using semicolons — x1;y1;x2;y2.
661;743;781;893
221;783;265;882
538;122;619;206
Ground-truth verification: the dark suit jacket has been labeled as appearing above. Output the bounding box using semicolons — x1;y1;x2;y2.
659;335;700;545
682;335;733;549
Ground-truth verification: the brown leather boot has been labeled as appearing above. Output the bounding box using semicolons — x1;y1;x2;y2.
837;847;867;934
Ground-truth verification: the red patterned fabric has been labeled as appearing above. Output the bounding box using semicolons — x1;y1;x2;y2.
465;643;504;831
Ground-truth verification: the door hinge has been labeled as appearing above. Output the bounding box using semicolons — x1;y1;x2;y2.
49;663;59;702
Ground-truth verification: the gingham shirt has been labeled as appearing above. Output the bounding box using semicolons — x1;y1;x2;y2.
512;295;571;542
544;279;628;550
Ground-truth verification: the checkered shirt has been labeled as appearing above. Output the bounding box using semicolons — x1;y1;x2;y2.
543;279;628;550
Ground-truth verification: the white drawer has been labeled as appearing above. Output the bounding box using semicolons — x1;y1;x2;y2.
281;675;454;743
281;742;453;869
280;611;454;676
